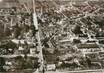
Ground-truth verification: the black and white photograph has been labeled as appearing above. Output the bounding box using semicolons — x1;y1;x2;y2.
0;0;104;73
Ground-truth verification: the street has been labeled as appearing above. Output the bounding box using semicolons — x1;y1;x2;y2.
46;69;104;73
0;69;104;73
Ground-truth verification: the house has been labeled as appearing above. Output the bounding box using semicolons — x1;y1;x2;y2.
86;39;98;44
77;43;101;55
30;48;36;55
99;51;104;59
78;34;89;43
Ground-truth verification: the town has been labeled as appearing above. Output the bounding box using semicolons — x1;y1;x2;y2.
0;0;104;73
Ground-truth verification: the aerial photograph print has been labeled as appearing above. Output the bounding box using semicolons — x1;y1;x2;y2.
0;0;104;73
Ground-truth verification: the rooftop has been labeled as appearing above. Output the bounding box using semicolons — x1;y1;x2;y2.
77;43;99;49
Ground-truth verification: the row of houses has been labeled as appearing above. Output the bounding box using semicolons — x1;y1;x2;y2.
74;33;104;58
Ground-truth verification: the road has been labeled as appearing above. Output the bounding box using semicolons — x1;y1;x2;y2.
0;69;104;73
46;69;104;73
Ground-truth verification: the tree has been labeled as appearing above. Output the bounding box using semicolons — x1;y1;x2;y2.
12;24;21;38
73;39;81;44
0;57;6;72
72;25;82;34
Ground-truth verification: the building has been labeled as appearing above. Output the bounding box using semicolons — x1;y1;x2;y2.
0;0;19;8
77;43;101;56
